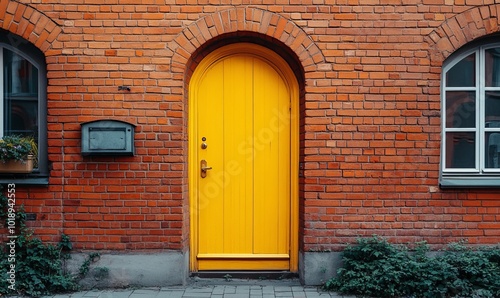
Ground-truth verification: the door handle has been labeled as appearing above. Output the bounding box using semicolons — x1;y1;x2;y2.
200;159;212;178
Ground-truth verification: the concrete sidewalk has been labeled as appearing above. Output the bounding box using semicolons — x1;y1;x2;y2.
38;278;352;298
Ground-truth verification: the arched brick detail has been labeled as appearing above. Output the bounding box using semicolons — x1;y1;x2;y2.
0;1;62;53
169;7;324;75
427;4;500;65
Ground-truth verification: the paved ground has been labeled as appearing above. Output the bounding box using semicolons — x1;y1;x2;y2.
35;279;353;298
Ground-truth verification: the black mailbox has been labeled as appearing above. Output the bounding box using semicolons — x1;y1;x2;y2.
81;120;135;156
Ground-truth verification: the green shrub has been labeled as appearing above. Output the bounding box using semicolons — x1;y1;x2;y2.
0;232;78;297
324;236;500;298
0;188;100;297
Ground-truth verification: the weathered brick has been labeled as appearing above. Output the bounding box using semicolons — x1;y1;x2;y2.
0;0;497;254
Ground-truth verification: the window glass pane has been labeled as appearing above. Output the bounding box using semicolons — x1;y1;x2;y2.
4;99;38;136
446;53;475;87
485;48;500;87
486;132;500;168
445;91;476;128
3;48;39;154
485;91;500;128
3;48;38;95
445;132;476;169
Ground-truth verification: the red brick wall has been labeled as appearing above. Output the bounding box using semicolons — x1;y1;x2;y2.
2;0;499;252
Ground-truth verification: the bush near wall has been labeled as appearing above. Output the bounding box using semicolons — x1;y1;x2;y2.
0;189;99;297
324;236;500;298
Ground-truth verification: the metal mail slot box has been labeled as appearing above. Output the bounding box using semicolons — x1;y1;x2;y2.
81;120;135;156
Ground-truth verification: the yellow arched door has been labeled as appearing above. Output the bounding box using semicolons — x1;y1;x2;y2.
189;44;298;271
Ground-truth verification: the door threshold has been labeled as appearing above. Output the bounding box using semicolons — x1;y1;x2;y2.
191;271;298;280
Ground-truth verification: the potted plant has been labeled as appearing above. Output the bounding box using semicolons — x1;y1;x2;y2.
0;135;38;173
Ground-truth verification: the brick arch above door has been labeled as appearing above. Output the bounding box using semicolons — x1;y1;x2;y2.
0;0;62;54
427;4;500;66
168;7;325;78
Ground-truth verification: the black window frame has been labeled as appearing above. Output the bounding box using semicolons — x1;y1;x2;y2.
0;30;48;185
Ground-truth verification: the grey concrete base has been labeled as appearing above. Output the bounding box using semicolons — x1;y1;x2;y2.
66;251;189;289
299;251;342;286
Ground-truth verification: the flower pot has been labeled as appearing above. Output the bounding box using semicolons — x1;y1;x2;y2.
0;155;34;174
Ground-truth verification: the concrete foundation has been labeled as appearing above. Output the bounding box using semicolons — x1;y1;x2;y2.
67;251;189;289
67;251;343;288
299;251;343;286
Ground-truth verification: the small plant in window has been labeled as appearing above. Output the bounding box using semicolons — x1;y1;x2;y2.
0;135;38;173
0;135;36;163
25;136;38;168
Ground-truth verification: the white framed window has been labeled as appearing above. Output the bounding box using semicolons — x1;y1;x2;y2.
0;30;48;183
441;39;500;187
